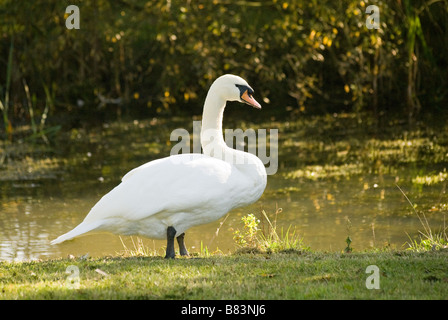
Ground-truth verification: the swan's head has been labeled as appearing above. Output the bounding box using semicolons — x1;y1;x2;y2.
213;74;261;109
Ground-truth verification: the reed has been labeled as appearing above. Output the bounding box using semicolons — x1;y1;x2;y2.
396;184;448;251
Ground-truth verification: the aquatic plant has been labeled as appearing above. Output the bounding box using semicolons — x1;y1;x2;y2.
412;170;448;186
344;218;353;253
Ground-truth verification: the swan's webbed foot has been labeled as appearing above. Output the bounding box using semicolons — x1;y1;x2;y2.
165;226;176;259
177;233;189;257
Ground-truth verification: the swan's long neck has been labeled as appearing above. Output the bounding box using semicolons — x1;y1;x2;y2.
201;87;225;146
200;84;229;158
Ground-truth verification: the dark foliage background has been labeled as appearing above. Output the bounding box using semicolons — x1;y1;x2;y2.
1;0;447;136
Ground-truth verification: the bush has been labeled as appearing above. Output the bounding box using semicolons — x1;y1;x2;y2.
1;0;447;134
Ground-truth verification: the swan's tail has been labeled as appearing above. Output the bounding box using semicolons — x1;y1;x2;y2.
50;220;103;245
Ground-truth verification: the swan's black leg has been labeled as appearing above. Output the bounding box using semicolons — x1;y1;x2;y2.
177;233;189;256
165;226;176;259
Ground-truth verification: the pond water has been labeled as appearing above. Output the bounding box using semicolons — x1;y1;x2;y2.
1;114;447;261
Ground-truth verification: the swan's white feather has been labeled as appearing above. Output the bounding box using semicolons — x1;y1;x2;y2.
51;153;265;243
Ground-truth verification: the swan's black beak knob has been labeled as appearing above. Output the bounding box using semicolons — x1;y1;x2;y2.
236;84;262;109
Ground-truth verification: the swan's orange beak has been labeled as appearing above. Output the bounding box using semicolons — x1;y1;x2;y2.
241;90;262;109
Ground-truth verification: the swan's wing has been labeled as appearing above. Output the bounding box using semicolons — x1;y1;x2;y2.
82;154;244;224
121;156;167;182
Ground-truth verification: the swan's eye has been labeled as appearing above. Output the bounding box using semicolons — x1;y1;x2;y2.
235;84;253;98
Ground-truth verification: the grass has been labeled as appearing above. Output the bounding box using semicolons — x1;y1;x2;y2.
1;250;447;300
118;236;159;257
1;208;447;300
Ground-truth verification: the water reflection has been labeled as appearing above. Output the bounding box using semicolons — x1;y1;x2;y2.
0;193;50;260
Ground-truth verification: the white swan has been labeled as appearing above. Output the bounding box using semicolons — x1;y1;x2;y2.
51;74;267;258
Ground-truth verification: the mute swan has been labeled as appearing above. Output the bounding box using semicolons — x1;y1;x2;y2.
51;74;267;258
